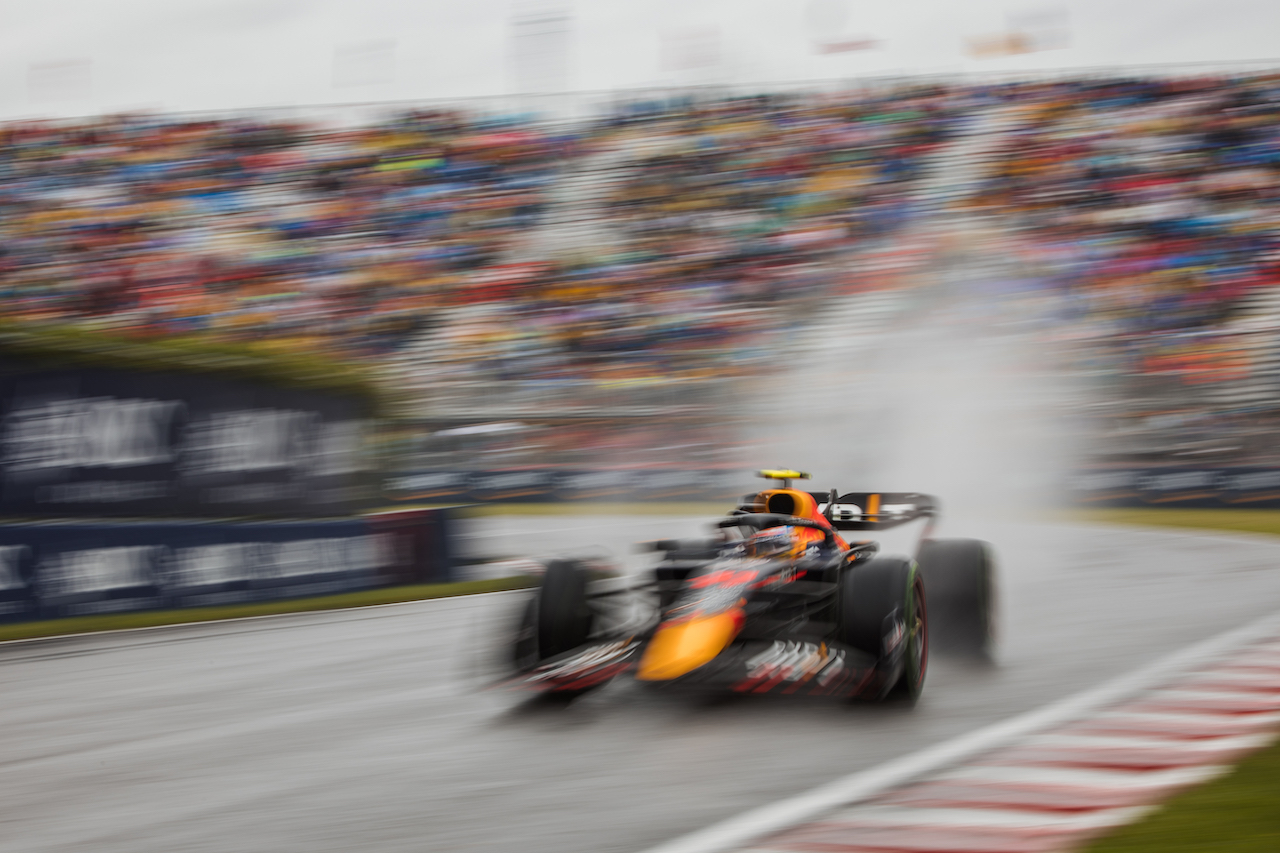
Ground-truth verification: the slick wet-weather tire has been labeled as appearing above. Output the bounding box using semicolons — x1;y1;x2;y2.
535;559;594;660
915;538;996;660
839;557;927;701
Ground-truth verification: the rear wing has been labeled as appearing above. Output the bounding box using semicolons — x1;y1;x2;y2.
814;491;938;532
734;488;939;533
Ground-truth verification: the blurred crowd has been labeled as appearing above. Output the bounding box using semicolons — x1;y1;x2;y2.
0;112;571;353
979;77;1280;335
0;89;956;384
973;76;1280;462
408;91;959;389
8;75;1280;466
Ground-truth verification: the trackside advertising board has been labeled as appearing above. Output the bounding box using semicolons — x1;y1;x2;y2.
386;468;750;503
0;511;456;622
1070;467;1280;508
0;367;378;517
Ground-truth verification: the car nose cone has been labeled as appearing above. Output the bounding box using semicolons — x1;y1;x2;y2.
635;610;744;681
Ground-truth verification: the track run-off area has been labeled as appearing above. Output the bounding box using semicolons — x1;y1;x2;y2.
3;516;1280;853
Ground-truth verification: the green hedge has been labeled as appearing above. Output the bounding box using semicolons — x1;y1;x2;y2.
0;318;382;411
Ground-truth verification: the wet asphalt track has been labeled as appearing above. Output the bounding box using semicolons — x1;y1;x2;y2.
4;516;1280;853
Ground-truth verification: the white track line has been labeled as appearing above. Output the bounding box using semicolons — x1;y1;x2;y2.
636;609;1280;853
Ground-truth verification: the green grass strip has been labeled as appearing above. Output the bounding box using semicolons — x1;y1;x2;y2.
0;575;535;643
1083;733;1280;852
1066;508;1280;538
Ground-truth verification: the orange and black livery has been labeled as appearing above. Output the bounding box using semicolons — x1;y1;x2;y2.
506;470;996;703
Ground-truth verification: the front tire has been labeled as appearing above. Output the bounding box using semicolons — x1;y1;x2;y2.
838;557;927;701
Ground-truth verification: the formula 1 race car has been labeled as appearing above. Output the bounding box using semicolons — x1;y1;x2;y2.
507;471;997;702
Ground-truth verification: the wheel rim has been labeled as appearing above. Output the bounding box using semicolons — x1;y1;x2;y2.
908;576;927;690
981;546;997;655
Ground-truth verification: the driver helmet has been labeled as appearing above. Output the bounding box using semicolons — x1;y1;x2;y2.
745;526;800;558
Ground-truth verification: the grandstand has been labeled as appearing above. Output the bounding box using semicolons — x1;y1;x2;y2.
969;75;1280;465
4;73;1280;472
0;87;961;474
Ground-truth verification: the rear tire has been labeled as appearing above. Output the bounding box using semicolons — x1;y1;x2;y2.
838;557;927;701
916;538;995;659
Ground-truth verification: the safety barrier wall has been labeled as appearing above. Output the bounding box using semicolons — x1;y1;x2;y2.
1069;467;1280;508
0;365;378;518
0;509;455;623
386;468;754;504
